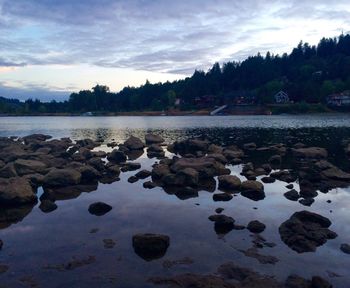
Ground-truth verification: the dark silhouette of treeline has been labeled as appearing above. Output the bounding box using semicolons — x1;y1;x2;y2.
1;33;350;114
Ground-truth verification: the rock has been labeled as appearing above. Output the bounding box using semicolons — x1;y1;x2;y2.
292;147;328;159
284;189;300;201
223;149;244;160
208;144;223;154
279;210;337;253
123;162;141;171
107;150;127;163
145;133;164;144
175;168;199;187
124;136;145;150
270;170;297;183
218;175;241;191
209;214;235;235
13;159;47;176
0;177;37;205
241;180;265;201
213;193;233;202
215;208;224;214
243;142;256;150
0;163;17;178
78;165;100;183
269;155;282;165
132;233;170;261
43;168;81;187
311;276;332;288
0;239;3;250
173;139;209;154
340;243;350;254
299;198;315;206
22;133;52;144
88;202;112;216
39;199;57;213
143;181;157;189
261;176;275;183
321;166;350;181
285;274;311;288
152;164;171;180
135;169;151;179
247;220;266;233
128;176;138;183
286;184;294;189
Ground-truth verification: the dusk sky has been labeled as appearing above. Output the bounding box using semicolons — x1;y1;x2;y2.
1;0;350;101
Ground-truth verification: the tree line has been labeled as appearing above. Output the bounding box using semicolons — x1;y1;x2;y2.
1;33;350;114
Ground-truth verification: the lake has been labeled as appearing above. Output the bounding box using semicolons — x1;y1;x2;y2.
0;115;350;287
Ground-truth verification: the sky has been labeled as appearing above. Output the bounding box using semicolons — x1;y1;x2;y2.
0;0;350;102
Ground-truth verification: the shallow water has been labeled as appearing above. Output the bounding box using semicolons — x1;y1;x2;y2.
0;115;350;287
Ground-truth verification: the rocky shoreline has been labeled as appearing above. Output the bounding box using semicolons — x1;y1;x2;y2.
1;132;350;286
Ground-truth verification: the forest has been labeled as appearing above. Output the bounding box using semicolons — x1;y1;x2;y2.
1;33;350;114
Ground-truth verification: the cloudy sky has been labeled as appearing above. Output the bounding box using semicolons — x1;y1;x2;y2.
1;0;350;101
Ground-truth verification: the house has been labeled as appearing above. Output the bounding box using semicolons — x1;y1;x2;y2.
274;91;290;104
194;95;215;108
327;91;350;107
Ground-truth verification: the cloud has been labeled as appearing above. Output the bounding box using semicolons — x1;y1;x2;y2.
0;0;350;100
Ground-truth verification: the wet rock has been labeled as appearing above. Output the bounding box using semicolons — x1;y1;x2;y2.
208;144;223;154
223;149;244;160
292;147;328;159
13;159;47;176
340;243;350;254
145;133;164;145
261;176;275;183
299;198;315;206
0;264;9;274
311;276;332;288
285;274;311;288
78;165;101;183
269;155;282;165
284;189;300;201
132;233;170;261
103;239;116;249
270;170;297;183
247;220;266;233
39;199;57;213
286;184;294;189
128;176;138;183
243;142;256;150
209;214;235;235
152;164;171;180
0;163;17;178
0;177;37;205
279;210;337;253
148;144;164;153
0;239;3;250
43;168;81;187
88;202;112;216
218;175;241;191
123;162;141;171
124;136;145;150
173;139;209;154
241;180;265;201
23;133;52;144
215;208;224;214
321;166;350;181
143;181;157;189
175;168;199;186
135;169;151;179
107;150;127;163
213;193;233;202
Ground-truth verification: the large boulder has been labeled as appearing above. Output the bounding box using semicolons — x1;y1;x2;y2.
0;177;37;205
145;133;164;145
132;233;170;261
218;175;241;191
0;163;17;178
43;168;81;187
124;136;145;150
279;211;337;253
240;181;265;201
14;159;47;176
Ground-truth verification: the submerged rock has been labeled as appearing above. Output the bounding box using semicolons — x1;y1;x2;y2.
247;220;266;233
132;233;170;261
279;210;337;253
340;243;350;254
88;202;112;216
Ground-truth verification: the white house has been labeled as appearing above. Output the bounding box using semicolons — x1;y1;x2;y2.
274;91;290;104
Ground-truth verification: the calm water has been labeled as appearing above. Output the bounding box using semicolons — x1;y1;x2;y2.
0;115;350;287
